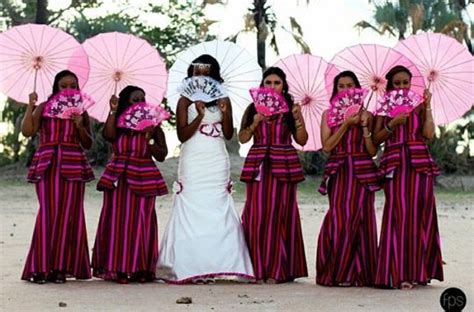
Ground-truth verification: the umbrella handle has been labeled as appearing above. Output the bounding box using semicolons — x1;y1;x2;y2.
114;81;118;96
359;90;374;113
33;68;38;93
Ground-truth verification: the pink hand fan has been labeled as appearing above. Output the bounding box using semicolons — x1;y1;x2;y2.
376;88;424;117
117;102;171;131
249;87;289;117
327;87;368;127
43;89;94;119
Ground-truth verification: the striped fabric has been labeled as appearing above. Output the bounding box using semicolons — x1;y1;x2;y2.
316;125;379;286
93;131;168;280
22;117;93;281
241;115;308;282
375;110;444;288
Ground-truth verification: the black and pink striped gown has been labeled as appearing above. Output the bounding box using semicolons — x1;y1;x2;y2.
92;131;168;281
375;110;443;288
22;117;95;281
316;125;380;286
240;115;308;282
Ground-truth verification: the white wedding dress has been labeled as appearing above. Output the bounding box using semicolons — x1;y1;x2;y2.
157;104;254;283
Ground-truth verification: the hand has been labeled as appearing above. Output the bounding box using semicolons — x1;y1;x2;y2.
344;113;360;126
423;89;432;108
110;95;118;112
389;113;409;127
292;104;303;122
29;92;38;107
196;101;206;117
218;98;229;113
252;113;265;126
70;113;84;129
359;110;371;127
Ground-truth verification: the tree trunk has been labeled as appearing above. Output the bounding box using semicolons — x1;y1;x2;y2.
35;0;49;24
253;0;266;69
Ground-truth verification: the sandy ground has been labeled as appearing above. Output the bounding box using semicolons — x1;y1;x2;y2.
0;159;473;311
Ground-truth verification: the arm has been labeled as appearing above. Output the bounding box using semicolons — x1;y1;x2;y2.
238;104;264;144
218;97;234;140
360;111;377;157
320;110;359;153
373;113;409;146
146;126;168;162
71;112;93;149
421;89;435;140
103;95;119;142
21;92;44;137
291;104;308;146
176;97;205;143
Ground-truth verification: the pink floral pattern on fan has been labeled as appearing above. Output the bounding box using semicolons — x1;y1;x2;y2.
249;87;289;117
376;88;424;117
43;89;94;119
117;102;171;131
327;88;368;127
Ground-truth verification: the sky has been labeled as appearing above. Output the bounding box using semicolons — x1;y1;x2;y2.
1;0;473;155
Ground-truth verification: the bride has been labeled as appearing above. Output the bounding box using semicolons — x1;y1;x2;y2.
156;54;254;283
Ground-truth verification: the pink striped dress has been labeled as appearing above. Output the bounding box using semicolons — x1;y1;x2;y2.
240;115;308;282
92;131;168;281
375;110;443;288
316;125;380;286
22;117;94;281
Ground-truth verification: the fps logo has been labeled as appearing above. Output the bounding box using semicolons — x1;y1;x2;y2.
440;288;467;312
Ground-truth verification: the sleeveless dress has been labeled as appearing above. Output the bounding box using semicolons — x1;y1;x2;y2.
22;117;94;280
316;125;380;286
156;105;254;283
240;115;308;282
92;131;168;280
375;110;444;288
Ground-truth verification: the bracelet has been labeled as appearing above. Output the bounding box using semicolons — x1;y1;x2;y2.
384;124;393;133
425;108;432;111
243;127;254;134
363;132;372;138
109;110;117;115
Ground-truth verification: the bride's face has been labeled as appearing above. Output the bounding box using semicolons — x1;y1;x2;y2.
193;64;211;77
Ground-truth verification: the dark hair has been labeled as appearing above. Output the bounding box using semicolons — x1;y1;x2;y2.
50;70;79;99
330;70;361;101
385;65;412;92
186;54;224;83
243;66;296;132
117;85;145;117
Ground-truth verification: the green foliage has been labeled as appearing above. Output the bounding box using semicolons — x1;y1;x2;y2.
299;151;327;175
0;99;26;165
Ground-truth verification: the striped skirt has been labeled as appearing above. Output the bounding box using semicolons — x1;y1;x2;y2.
92;176;159;280
22;155;91;280
316;158;378;286
375;152;444;288
242;159;308;282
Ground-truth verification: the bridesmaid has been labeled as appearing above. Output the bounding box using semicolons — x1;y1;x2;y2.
239;67;308;283
316;71;379;287
92;86;168;284
373;65;443;289
21;70;95;284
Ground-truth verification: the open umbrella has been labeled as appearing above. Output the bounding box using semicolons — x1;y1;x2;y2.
0;24;89;104
167;40;261;126
326;44;425;112
82;32;167;122
394;32;474;124
273;54;331;151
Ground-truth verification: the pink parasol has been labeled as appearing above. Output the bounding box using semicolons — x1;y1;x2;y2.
394;32;474;124
82;32;167;122
326;44;426;112
273;54;331;151
0;24;89;104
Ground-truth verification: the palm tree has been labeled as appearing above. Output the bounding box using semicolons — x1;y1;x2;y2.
355;0;472;53
223;0;311;69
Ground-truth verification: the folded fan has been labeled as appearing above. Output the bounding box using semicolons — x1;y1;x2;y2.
117;102;171;131
43;89;95;119
376;88;424;117
249;87;289;117
327;87;368;127
178;76;227;103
